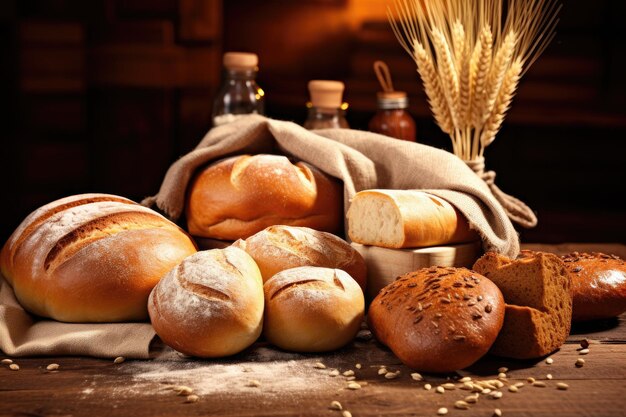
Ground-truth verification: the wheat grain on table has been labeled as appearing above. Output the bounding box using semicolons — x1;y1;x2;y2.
1;244;625;417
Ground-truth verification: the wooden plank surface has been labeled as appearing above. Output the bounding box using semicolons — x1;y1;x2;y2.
1;243;625;417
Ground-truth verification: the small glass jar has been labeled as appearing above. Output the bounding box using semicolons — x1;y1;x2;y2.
212;52;265;127
369;92;416;141
304;80;349;130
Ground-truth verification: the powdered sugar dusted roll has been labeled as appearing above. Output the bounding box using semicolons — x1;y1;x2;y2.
148;247;264;358
263;266;364;352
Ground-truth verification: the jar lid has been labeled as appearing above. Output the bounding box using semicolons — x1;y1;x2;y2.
377;91;409;109
308;80;345;109
223;52;259;70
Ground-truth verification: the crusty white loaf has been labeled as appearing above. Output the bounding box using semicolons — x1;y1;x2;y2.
346;189;477;248
186;154;343;240
148;247;264;358
233;225;367;290
0;193;197;322
263;267;364;352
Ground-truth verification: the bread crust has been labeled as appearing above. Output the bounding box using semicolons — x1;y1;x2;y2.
186;154;343;240
347;189;477;248
148;247;264;358
234;225;366;289
0;193;197;322
562;252;626;321
263;267;364;352
368;266;505;372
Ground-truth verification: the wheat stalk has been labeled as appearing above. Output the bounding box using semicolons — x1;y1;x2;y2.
388;0;560;161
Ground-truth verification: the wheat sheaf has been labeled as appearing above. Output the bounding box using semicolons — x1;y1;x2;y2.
389;0;561;161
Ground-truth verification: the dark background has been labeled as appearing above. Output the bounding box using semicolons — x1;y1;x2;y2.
0;0;624;244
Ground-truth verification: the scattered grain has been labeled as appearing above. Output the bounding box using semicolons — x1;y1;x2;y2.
385;371;400;380
482;388;492;394
343;370;355;377
175;386;194;395
579;349;590;355
113;356;125;364
185;395;199;403
1;359;13;364
436;386;445;394
46;364;60;371
514;382;524;388
498;367;508;373
465;394;479;404
347;382;361;390
490;391;503;399
342;411;352;417
9;364;19;371
546;374;553;380
437;407;449;415
556;383;569;390
508;385;518;393
459;376;472;383
494;409;502;417
329;369;340;377
355;363;362;369
330;401;343;410
575;358;585;367
454;400;469;410
527;377;536;383
498;372;507;379
533;381;547;388
247;380;261;388
314;362;326;369
411;372;423;381
442;383;456;390
424;383;432;390
546;358;554;365
378;368;388;375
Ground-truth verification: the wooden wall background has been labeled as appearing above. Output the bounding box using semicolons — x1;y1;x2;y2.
1;0;624;244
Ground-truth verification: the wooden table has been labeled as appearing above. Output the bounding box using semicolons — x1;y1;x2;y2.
2;244;626;417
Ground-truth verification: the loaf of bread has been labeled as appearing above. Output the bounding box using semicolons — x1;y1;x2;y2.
263;267;364;352
346;189;477;248
148;247;264;358
186;154;343;240
368;266;505;373
0;193;197;323
562;252;626;321
473;251;572;359
233;225;366;289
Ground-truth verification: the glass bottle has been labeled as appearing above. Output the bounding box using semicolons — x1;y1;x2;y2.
212;52;265;127
304;80;349;129
369;91;416;141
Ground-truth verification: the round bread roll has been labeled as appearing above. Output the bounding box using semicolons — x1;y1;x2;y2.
368;266;505;373
263;267;364;352
562;252;626;321
185;154;343;240
148;247;264;358
233;225;366;289
0;193;197;322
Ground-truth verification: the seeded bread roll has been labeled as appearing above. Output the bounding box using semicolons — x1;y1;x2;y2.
368;266;505;373
148;247;264;358
233;225;366;289
186;154;343;240
263;267;364;352
346;189;477;248
473;251;572;359
561;252;626;321
0;193;197;322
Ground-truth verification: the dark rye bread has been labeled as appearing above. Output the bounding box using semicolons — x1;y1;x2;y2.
0;193;197;322
473;251;572;359
562;252;626;321
368;266;505;373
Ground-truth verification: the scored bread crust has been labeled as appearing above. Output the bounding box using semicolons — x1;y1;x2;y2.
0;193;197;322
185;154;343;240
233;225;367;289
148;247;264;358
562;252;626;321
263;266;364;352
368;266;505;373
346;189;477;248
473;251;572;359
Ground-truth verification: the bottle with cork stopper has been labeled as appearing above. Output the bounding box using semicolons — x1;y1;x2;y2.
368;61;416;141
304;80;349;130
212;52;265;127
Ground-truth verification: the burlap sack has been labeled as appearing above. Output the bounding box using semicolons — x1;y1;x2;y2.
144;115;520;257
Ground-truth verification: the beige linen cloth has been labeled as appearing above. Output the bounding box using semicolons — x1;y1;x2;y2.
144;115;520;257
0;114;521;359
